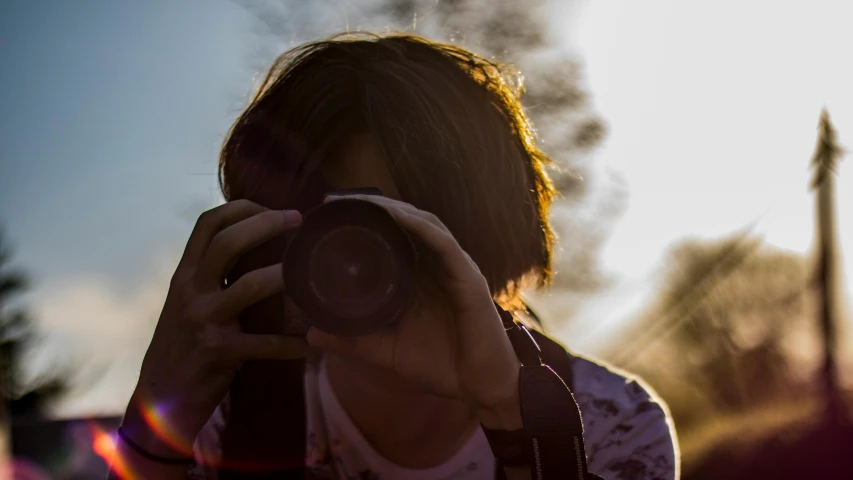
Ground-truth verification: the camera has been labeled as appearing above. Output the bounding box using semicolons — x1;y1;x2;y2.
281;188;418;336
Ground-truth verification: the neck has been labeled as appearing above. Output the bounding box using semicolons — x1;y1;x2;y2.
325;353;479;469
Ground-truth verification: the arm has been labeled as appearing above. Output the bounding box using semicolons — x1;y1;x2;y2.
107;396;191;480
585;394;678;479
575;364;680;480
307;194;534;477
311;194;613;480
106;201;310;479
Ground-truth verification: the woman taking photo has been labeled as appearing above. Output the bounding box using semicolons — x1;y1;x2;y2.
109;32;678;479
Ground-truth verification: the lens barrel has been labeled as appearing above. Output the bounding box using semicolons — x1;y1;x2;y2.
282;197;417;336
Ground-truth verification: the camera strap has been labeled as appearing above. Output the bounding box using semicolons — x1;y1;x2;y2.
495;304;601;480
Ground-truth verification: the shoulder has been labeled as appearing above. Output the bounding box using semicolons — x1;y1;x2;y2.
522;320;680;479
569;352;680;480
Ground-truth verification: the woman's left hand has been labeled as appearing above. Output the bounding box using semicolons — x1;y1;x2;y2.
305;194;522;428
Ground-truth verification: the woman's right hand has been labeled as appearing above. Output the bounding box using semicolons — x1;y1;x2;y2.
117;200;310;465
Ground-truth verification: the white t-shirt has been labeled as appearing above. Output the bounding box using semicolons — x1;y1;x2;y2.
304;355;496;479
191;353;679;479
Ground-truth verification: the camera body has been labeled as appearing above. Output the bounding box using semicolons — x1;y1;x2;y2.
281;188;418;336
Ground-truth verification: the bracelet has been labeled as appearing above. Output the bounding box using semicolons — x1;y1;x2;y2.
116;426;194;465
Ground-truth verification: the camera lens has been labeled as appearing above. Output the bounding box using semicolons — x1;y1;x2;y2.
308;226;400;318
282;197;417;336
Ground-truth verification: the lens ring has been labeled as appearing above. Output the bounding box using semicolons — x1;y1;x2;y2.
282;198;418;336
306;226;400;318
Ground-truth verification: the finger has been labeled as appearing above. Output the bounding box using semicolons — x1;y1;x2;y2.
306;327;395;369
217;263;285;318
324;194;444;229
197;210;301;289
283;296;312;326
179;200;270;273
383;207;480;286
229;333;312;361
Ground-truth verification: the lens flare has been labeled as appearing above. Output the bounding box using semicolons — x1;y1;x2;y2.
135;398;196;458
91;425;116;458
134;397;299;472
88;422;137;480
96;398;307;473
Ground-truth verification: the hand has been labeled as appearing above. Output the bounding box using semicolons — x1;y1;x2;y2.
306;195;522;428
121;200;311;458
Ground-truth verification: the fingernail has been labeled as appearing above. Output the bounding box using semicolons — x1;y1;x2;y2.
282;210;302;223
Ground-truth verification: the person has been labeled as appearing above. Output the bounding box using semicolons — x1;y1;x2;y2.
109;32;678;479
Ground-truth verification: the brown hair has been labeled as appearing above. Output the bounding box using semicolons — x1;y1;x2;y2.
213;32;560;476
219;32;557;305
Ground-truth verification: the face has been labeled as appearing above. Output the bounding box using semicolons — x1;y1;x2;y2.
231;134;402;336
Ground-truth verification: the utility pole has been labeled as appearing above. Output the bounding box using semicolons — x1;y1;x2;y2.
809;108;846;424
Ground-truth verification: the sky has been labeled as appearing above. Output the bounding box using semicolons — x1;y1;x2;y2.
549;0;853;353
1;0;852;418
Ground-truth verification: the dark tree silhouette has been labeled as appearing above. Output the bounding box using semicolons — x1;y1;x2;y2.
809;108;847;424
612;235;811;428
0;231;68;423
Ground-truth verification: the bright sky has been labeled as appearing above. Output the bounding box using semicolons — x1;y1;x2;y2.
549;0;853;352
1;0;851;417
1;0;256;417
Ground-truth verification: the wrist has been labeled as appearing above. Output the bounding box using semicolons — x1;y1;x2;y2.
120;414;185;461
121;392;197;459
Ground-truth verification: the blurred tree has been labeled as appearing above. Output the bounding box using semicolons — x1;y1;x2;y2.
612;234;814;428
237;0;603;197
675;110;853;480
0;232;68;423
